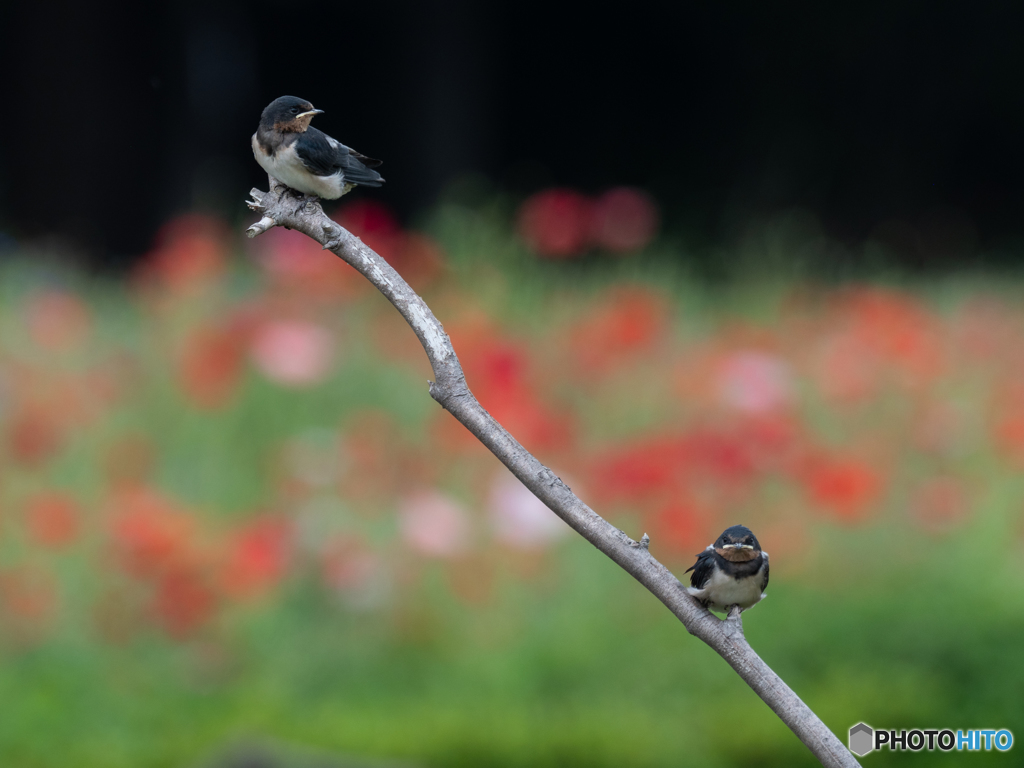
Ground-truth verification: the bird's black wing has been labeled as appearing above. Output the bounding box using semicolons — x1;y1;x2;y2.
295;128;384;186
350;148;383;168
685;548;715;590
760;553;769;593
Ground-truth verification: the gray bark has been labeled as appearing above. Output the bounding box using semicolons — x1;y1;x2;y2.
246;178;860;768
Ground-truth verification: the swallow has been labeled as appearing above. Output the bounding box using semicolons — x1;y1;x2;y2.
685;525;769;613
251;95;384;203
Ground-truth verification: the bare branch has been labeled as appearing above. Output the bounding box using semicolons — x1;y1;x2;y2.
245;178;860;768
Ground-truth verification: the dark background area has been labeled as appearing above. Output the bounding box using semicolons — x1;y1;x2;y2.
1;0;1022;269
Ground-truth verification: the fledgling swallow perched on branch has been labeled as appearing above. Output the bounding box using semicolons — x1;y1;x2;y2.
685;525;769;613
251;95;384;201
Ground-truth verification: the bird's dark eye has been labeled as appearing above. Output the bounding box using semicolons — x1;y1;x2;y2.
289;107;299;114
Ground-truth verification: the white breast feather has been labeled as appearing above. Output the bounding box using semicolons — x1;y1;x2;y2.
251;133;345;199
687;559;766;611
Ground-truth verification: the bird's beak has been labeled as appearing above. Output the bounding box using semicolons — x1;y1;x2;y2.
297;109;324;118
718;543;758;562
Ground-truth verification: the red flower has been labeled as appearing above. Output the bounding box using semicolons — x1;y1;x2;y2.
589;187;659;253
813;330;884;403
251;225;366;300
517;189;593;258
591;427;762;509
107;487;199;579
591;437;689;504
133;214;229;294
335;199;401;262
813;287;944;402
568;287;669;373
518;187;660;257
739;414;804;472
25;492;80;549
685;429;758;484
804;456;883;523
0;564;58;640
7;406;63;468
178;323;249;409
151;566;217;639
995;413;1024;466
220;517;291;598
989;379;1024;467
442;324;574;452
388;232;445;290
651;496;718;557
951;297;1016;363
24;290;92;353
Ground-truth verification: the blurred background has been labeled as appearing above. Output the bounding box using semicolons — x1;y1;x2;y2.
0;2;1022;767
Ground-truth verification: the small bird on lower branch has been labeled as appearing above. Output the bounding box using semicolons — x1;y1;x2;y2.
252;95;384;202
685;525;769;613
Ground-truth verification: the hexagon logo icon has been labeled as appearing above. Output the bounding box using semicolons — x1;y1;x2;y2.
849;723;874;756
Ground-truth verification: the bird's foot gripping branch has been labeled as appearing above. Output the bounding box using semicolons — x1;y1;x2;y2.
245;177;860;768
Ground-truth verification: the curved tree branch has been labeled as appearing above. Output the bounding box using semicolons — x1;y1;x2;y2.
246;179;860;768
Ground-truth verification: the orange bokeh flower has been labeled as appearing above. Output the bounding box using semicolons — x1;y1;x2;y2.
589;187;659;253
591;436;688;504
989;379;1024;467
220;517;291;599
803;455;884;523
813;287;945;402
390;232;446;290
331;200;445;287
107;486;200;580
178;323;249;409
133;214;229;294
0;564;58;640
7;405;64;468
24;289;93;353
518;187;659;257
443;323;574;452
650;495;719;558
251;225;365;300
335;199;401;259
569;286;669;374
517;189;593;258
104;486;231;638
995;414;1024;466
151;566;217;639
25;491;80;549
